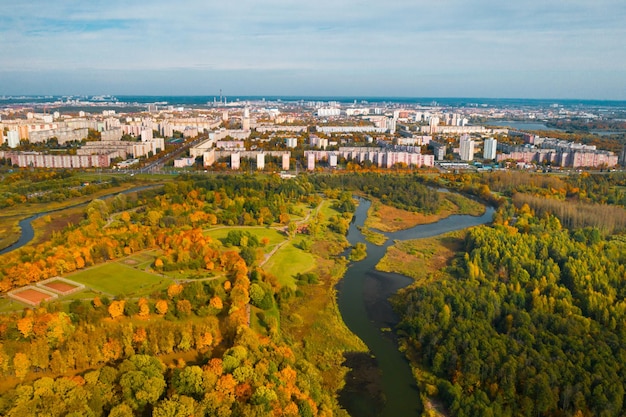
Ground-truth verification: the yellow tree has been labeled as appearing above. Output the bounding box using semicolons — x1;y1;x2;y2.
209;296;223;311
17;316;34;339
102;338;123;362
108;300;126;319
138;298;150;317
167;283;183;299
13;352;31;379
155;299;169;315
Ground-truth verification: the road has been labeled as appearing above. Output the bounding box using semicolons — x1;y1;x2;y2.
138;135;210;173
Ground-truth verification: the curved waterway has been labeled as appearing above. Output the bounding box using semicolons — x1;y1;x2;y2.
337;198;495;417
0;184;161;256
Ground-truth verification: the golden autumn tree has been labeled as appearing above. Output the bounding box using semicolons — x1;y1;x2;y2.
195;332;214;352
155;299;169;315
16;316;34;339
154;258;164;269
176;299;193;317
138;298;150;317
108;300;126;319
167;283;183;299
13;352;31;380
209;296;223;311
102;338;123;362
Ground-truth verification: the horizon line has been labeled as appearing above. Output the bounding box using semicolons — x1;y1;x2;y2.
2;94;626;103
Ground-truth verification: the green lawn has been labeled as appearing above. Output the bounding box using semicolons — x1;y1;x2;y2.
264;240;315;288
59;290;101;301
205;226;286;250
67;261;172;297
250;304;280;336
0;298;24;313
288;203;310;220
319;199;341;220
123;251;159;270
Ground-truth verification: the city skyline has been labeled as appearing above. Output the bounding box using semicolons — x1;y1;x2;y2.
1;0;625;100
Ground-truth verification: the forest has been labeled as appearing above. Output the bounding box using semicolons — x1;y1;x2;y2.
391;171;626;417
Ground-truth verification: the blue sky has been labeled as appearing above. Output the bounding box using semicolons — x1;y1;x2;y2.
1;0;625;99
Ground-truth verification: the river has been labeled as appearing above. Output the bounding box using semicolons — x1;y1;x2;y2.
0;184;162;256
337;198;495;417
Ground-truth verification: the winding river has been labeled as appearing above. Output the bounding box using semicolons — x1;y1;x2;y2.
337;198;495;417
0;184;161;256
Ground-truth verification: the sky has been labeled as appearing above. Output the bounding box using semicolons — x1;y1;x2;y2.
1;0;625;99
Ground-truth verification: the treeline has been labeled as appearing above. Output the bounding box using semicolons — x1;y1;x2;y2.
0;170;126;208
310;173;443;214
440;171;626;206
512;192;626;233
394;206;626;417
0;175;316;292
433;171;626;233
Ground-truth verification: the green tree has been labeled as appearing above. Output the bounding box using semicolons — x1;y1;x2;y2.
172;366;204;399
118;355;166;411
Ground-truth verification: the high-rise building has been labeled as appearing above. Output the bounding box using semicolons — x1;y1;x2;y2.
141;129;153;142
429;116;439;134
242;107;251;131
7;130;20;148
430;141;447;160
282;153;290;170
459;135;475;161
329;153;338;167
386;117;396;134
483;138;497;160
231;152;240;170
256;153;265;170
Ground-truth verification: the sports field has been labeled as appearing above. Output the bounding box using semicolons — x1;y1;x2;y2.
68;261;171;297
41;280;78;293
10;287;57;305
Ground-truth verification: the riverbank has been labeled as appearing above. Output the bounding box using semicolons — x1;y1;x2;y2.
337;197;494;416
365;193;485;232
0;183;163;255
376;229;466;283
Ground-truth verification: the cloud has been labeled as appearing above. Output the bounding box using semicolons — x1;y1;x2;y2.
0;0;625;98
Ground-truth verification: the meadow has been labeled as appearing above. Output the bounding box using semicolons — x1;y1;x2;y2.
67;261;172;297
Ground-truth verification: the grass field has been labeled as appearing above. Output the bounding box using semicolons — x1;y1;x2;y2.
68;261;172;297
0;217;21;251
0;298;24;312
121;251;159;270
376;230;466;283
319;199;341;220
250;304;280;336
264;241;315;287
205;226;286;251
288;203;310;221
